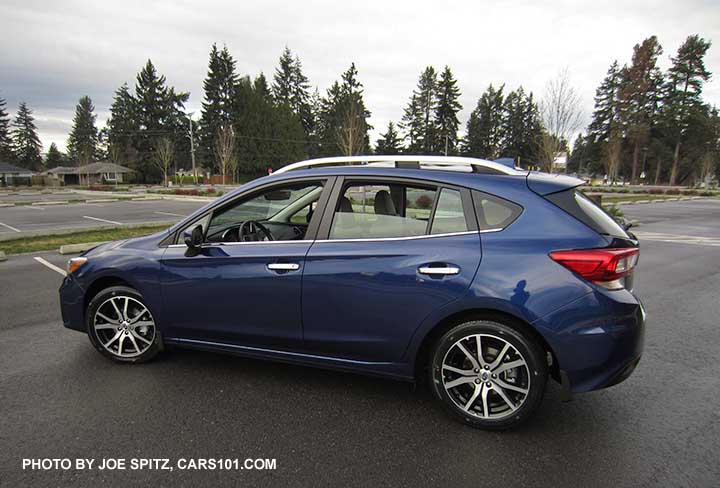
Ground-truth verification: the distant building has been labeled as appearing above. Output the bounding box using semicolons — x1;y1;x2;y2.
0;161;35;186
45;161;133;185
552;152;568;172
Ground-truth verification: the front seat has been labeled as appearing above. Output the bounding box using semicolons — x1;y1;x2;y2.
339;196;354;213
374;190;397;216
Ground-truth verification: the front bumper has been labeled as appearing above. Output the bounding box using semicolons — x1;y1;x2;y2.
59;275;86;333
536;289;646;394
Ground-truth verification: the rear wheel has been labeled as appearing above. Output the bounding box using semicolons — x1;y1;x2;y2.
430;319;547;430
86;286;160;363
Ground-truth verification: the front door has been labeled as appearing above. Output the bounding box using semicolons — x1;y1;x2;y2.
302;178;482;362
159;179;330;349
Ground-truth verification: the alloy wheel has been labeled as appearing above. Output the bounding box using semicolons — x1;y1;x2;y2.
93;296;156;358
441;333;530;420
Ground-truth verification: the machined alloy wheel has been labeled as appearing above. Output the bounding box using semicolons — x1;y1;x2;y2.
430;320;547;430
441;334;530;419
86;286;160;363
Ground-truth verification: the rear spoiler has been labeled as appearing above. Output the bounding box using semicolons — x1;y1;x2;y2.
526;171;586;196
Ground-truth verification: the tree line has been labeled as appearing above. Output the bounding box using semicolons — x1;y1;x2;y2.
0;34;715;185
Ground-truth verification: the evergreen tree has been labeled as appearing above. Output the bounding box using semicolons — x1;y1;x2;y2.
0;96;12;161
375;121;403;154
402;66;438;153
664;35;712;185
11;102;43;170
316;63;371;156
133;60;189;182
617;36;664;183
200;44;238;172
434;66;462;155
67;96;99;165
106;83;139;168
501;87;542;164
271;47;313;135
587;61;624;147
463;84;505;159
45;142;65;168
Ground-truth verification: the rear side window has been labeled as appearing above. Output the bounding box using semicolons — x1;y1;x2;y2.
430;188;469;234
544;189;629;238
330;183;436;239
472;191;523;231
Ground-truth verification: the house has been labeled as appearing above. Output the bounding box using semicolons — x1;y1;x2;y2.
0;161;35;186
45;161;133;185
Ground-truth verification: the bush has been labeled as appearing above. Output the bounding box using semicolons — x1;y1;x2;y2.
415;195;433;209
666;189;681;195
173;175;205;185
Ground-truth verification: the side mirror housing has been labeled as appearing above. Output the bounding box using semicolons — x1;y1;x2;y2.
184;225;204;249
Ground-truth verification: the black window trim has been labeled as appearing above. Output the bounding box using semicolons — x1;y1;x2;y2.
315;175;478;241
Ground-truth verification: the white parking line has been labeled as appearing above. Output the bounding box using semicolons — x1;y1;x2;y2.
154;211;185;217
0;221;21;232
83;215;123;225
25;206;46;211
33;256;68;277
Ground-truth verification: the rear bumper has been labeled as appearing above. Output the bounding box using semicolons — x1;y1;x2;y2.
536;289;646;394
59;276;86;333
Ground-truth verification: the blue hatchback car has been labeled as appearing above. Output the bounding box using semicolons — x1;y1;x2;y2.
60;156;645;429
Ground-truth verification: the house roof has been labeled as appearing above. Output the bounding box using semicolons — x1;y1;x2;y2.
0;161;35;175
46;161;133;175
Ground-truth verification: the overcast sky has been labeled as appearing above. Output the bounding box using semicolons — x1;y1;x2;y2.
1;0;718;152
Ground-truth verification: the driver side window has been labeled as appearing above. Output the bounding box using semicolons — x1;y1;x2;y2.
205;181;324;242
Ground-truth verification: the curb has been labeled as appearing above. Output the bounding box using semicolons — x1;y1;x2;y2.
31;200;68;206
0;251;6;262
59;242;107;255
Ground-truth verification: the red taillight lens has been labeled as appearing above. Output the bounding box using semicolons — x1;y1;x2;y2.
549;248;639;289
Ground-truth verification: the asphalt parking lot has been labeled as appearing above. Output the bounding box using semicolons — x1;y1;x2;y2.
0;199;207;235
0;199;719;486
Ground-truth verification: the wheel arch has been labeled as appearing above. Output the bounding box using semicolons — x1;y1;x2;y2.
83;276;133;312
413;308;560;383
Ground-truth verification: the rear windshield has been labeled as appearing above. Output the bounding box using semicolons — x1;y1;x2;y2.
544;189;629;238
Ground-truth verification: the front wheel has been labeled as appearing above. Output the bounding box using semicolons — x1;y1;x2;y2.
430;320;547;430
86;286;161;363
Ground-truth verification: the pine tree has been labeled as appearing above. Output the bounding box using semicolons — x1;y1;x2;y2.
501;87;542;164
106;83;139;168
375;121;403;154
588;61;624;147
463;84;505;159
617;36;664;183
133;60;189;182
272;47;295;106
67;96;99;166
45;142;65;168
402;66;438;153
664;35;712;185
0;96;12;161
200;44;238;172
316;63;371;157
434;66;462;155
271;47;313;136
11;102;43;170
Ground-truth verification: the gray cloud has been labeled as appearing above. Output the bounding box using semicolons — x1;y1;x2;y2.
1;0;718;152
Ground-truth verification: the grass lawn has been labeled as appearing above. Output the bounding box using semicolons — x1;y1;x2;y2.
0;225;169;256
601;194;684;204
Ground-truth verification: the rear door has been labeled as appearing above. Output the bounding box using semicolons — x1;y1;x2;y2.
301;177;482;362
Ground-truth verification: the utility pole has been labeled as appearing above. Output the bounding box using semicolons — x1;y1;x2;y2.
188;117;197;185
444;135;449;156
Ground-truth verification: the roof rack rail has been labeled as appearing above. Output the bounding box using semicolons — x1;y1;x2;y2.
273;155;527;176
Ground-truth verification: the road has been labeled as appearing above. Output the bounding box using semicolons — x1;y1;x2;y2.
0;200;719;486
0;199;206;235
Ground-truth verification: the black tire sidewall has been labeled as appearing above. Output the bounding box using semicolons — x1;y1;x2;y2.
86;285;160;364
430;320;547;430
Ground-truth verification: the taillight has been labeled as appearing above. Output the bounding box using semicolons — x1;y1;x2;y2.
549;248;639;290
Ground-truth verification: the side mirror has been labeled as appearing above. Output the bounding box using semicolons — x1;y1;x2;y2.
184;225;204;249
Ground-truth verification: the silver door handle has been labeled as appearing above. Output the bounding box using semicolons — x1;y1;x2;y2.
267;263;300;271
418;266;460;275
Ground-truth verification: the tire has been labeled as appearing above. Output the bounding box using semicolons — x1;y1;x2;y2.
429;319;547;430
86;285;161;364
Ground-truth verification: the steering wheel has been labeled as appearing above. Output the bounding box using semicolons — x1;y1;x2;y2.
238;220;274;242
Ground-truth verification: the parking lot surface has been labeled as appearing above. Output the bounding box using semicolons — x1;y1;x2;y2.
0;200;718;486
0;199;206;235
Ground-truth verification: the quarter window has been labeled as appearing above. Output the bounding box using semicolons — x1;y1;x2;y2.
473;191;523;231
330;183;437;239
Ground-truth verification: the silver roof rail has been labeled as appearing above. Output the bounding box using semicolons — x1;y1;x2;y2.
273;155;527;176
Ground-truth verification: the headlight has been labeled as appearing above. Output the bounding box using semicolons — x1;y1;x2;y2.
67;257;88;274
